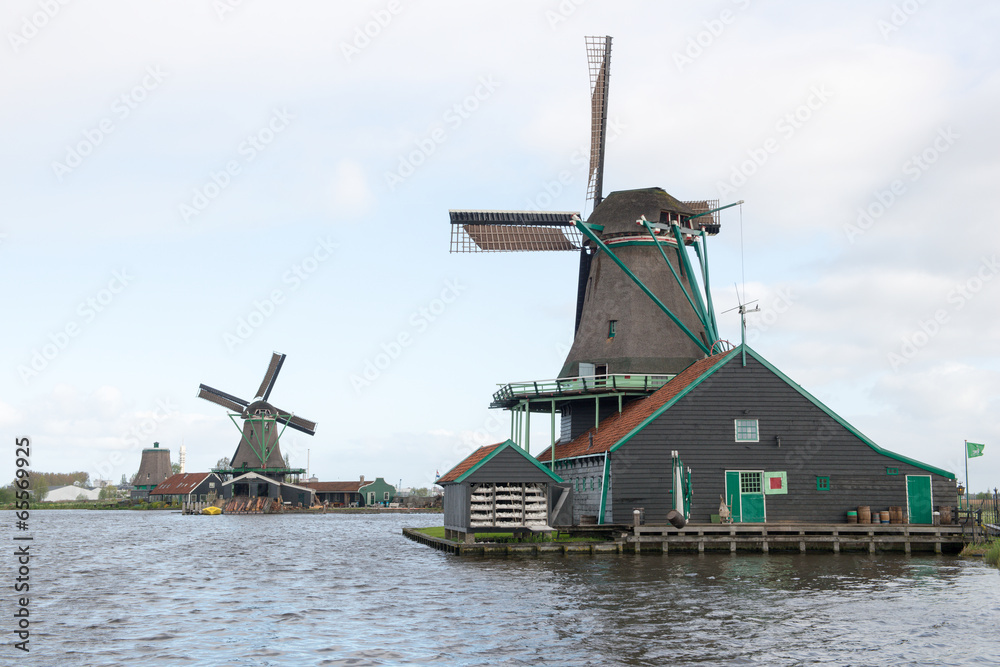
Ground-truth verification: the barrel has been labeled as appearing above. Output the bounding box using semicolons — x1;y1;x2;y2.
939;506;952;525
846;510;858;524
880;510;890;524
858;506;871;524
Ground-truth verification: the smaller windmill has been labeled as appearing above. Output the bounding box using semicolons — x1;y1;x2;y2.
197;352;316;481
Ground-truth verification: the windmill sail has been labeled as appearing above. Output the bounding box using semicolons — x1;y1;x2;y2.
586;35;612;208
449;210;582;253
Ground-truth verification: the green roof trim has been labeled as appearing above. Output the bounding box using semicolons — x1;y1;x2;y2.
743;347;955;480
454;439;564;485
610;353;735;453
609;345;954;480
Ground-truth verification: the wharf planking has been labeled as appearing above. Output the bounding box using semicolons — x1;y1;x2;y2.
404;523;971;556
630;522;968;554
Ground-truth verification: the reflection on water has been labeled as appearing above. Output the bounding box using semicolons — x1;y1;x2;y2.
24;511;1000;666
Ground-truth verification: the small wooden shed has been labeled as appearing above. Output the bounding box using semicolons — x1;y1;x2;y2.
439;440;572;543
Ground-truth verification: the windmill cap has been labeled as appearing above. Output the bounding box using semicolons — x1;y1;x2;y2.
590;188;696;236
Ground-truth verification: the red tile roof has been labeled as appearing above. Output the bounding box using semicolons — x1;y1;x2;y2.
536;351;735;461
299;481;364;493
437;443;504;484
150;473;216;495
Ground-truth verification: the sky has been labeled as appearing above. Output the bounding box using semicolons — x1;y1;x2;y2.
2;1;998;494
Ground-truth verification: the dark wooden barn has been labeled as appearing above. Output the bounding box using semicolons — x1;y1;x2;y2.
537;346;957;526
300;480;364;506
440;440;573;543
149;472;222;504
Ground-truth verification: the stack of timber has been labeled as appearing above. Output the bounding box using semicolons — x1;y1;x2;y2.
223;495;284;514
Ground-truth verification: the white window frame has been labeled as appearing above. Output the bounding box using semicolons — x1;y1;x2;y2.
734;418;759;442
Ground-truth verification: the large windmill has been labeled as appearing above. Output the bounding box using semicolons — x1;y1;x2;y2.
197;352;316;481
449;36;740;452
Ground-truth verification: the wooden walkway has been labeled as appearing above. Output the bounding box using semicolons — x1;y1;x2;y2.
404;523;970;556
630;522;968;554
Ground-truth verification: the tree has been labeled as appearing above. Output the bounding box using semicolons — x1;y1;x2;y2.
99;485;117;501
171;462;181;475
412;487;431;497
33;475;49;502
120;473;128;487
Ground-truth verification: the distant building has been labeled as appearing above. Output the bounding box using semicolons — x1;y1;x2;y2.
359;477;396;506
149;473;223;505
299;475;397;507
132;442;172;500
300;481;364;506
44;485;101;502
221;471;316;507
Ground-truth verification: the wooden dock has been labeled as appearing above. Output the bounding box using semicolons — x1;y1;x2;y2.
404;523;971;556
629;522;968;554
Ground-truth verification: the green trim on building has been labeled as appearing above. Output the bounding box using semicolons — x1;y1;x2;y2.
744;347;956;480
607;345;955;480
609;353;735;453
597;452;611;524
454;439;564;485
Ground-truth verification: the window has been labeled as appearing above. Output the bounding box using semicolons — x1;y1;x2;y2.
740;472;762;494
816;476;830;491
735;419;759;442
608;320;617;338
886;467;899;475
383;491;390;501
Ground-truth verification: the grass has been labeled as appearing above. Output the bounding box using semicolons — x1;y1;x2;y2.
986;539;1000;568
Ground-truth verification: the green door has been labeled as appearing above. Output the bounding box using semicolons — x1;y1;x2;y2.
725;471;741;522
906;475;933;524
740;471;765;523
725;471;765;523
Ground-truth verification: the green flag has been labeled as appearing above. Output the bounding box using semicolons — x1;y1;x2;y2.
967;442;985;458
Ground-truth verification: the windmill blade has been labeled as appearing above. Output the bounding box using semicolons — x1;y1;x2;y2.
255;352;286;400
449;210;582;253
586;35;612;207
197;384;249;413
272;408;317;436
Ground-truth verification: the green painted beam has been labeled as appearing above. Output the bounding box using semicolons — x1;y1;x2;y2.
671;224;712;344
687;199;744;220
691;237;719;343
640;218;711;337
575;219;711;355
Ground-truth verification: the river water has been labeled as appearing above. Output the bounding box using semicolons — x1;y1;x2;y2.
15;510;1000;666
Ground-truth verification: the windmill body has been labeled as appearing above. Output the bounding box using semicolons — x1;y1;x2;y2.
450;37;731;451
197;352;316;485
